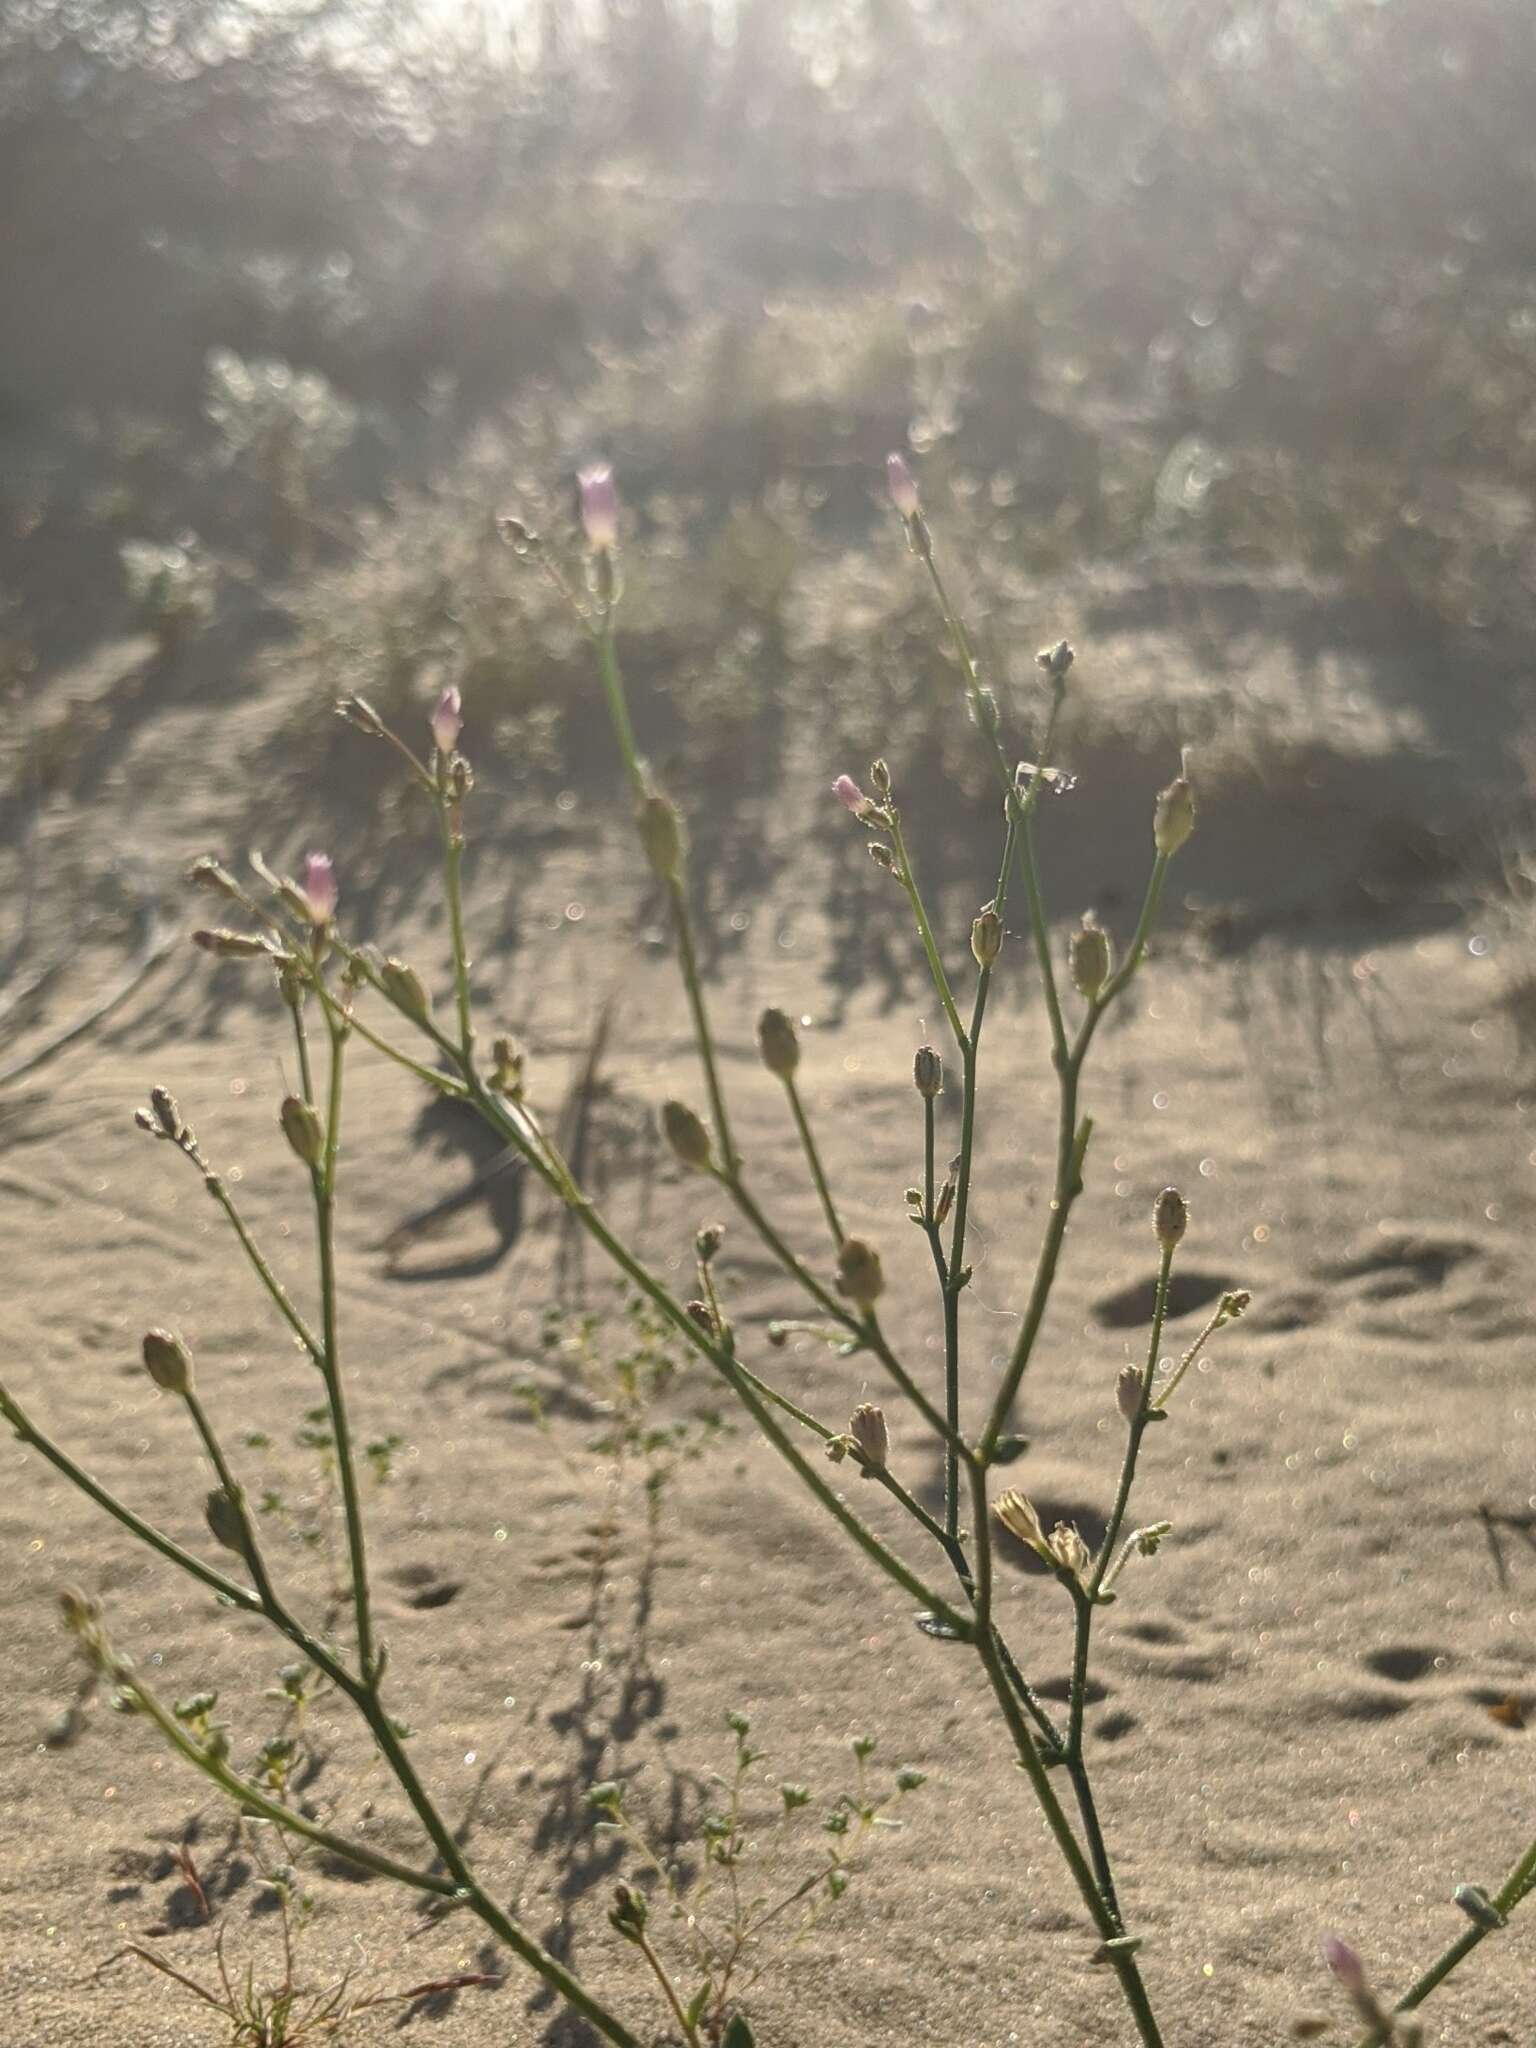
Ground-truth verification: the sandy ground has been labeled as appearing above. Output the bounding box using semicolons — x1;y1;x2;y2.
3;641;1535;2047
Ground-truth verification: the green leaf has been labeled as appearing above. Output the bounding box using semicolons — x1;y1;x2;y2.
722;2017;755;2048
684;1983;711;2029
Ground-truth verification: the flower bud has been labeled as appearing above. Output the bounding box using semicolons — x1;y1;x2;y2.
58;1587;101;1637
1069;915;1111;999
187;856;241;899
869;758;892;799
1048;1521;1091;1583
685;1298;719;1339
868;841;898;873
1153;1186;1188;1252
637;793;684;882
142;1328;193;1396
193;928;272;959
994;1489;1050;1559
848;1403;889;1474
279;1095;325;1168
430;685;463;757
757;1006;800;1079
379;958;431;1022
497;514;539;556
1320;1936;1366;1998
971;905;1003;967
660;1100;713;1173
608;1882;647;1942
694;1223;723;1263
1153;771;1196;857
448;756;473;803
300;852;338;925
578;465;619;553
913;1044;943;1098
1035;640;1074;681
148;1086;184;1141
835;1236;884;1309
490;1037;525;1098
885;452;921;519
335;694;386;737
204;1487;250;1559
833;773;868;814
1115;1364;1141;1423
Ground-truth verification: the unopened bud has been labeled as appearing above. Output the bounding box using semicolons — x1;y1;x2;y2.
193;928;272;959
1035;640;1074;682
757;1007;800;1079
1153;1187;1187;1253
187;856;241;900
869;758;892;799
694;1224;723;1263
685;1299;718;1339
448;756;474;803
994;1490;1050;1559
379;958;431;1022
868;842;898;874
148;1087;184;1141
279;1095;325;1168
142;1329;193;1396
497;514;539;556
1115;1365;1141;1423
835;1237;884;1310
971;906;1003;967
578;465;620;553
1453;1884;1506;1931
913;1044;943;1098
1320;1936;1367;1998
1069;915;1111;999
933;1175;955;1227
637;793;684;882
885;452;921;520
430;685;462;757
833;773;869;815
608;1881;647;1942
204;1487;250;1559
1048;1521;1091;1583
660;1100;713;1173
490;1037;525;1098
1153;771;1196;857
300;853;338;925
848;1403;889;1473
335;694;386;737
58;1587;101;1636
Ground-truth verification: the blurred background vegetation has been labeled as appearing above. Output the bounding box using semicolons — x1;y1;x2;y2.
3;0;1534;973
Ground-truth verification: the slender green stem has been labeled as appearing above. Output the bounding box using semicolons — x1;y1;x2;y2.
311;1005;375;1683
979;1115;1092;1460
125;1672;461;1895
669;874;739;1175
1354;1831;1536;2046
0;1383;260;1613
888;807;967;1054
633;1926;700;2048
782;1071;843;1247
593;618;646;801
182;1389;281;1613
187;1149;323;1369
439;808;475;1062
313;976;465;1096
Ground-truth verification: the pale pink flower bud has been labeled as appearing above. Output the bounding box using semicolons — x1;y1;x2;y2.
1116;1365;1142;1423
300;852;337;925
1320;1936;1366;1997
833;774;867;813
578;464;619;553
885;452;920;519
430;685;462;756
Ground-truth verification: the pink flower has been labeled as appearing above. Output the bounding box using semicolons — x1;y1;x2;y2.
1320;1936;1366;1997
300;852;338;925
886;451;920;519
578;464;619;552
833;774;867;814
430;685;462;756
